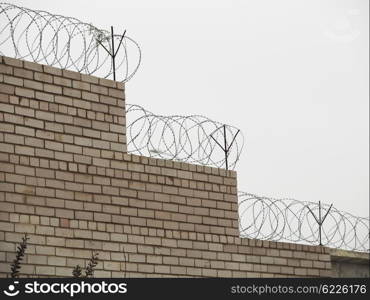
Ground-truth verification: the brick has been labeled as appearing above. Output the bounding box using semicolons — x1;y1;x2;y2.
55;151;73;162
65;144;82;154
81;128;99;139
75;136;92;147
36;225;55;235
36;187;54;197
92;231;110;241
83;184;101;193
109;88;124;98
36;266;55;275
72;80;90;90
24;61;43;72
55;133;73;143
91;85;108;95
99;78;116;88
6;173;25;184
261;256;274;265
126;254;144;264
109;106;124;116
15;87;34;98
90;103;107;113
35;148;54;158
4;133;23;144
82;91;99;102
55;113;73;124
62;69;81;80
155;265;170;273
65;240;85;250
0;64;13;75
0;90;7;104
294;268;307;276
15;145;35;156
15;106;34;117
54;95;72;106
4;113;22;124
101;132;118;141
318;254;330;262
13;67;32;78
36;110;54;121
54;76;72;87
35;91;54;102
280;250;293;258
24;79;43;90
44;84;62;94
34;72;53;83
0;83;15;94
138;264;154;273
46;236;65;247
55;209;73;219
63;87;81;98
15;165;34;176
45;141;63;151
42;65;61;75
14;223;35;233
92;139;110;150
25;117;43;129
92;120;109;131
73;98;91;109
94;212;111;222
313;261;325;269
104;261;121;271
26;254;46;265
80;73;98;84
74;117;91;128
0;123;14;133
45;121;63;132
4;75;23;86
0;162;14;172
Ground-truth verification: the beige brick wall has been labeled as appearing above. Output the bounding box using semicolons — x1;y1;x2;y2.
0;56;332;277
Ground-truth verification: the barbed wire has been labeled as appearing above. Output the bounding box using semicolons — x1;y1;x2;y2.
0;2;141;82
238;192;369;252
126;104;244;170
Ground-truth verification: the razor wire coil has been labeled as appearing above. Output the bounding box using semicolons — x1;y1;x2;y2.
126;104;244;170
238;192;369;252
0;2;141;82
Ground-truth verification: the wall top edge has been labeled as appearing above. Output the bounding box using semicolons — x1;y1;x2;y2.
0;55;124;90
119;153;238;178
329;248;370;263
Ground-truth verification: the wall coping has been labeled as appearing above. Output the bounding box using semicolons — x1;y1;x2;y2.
330;248;370;264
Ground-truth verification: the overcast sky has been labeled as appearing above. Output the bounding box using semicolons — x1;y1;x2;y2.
7;0;369;217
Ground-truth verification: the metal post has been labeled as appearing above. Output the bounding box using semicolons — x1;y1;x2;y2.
318;201;322;245
307;201;333;246
223;125;228;170
210;125;240;171
96;26;126;81
111;26;116;81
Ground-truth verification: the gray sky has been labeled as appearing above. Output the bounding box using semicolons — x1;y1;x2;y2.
7;0;369;217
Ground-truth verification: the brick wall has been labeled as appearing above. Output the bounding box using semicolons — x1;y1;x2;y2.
0;56;332;277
